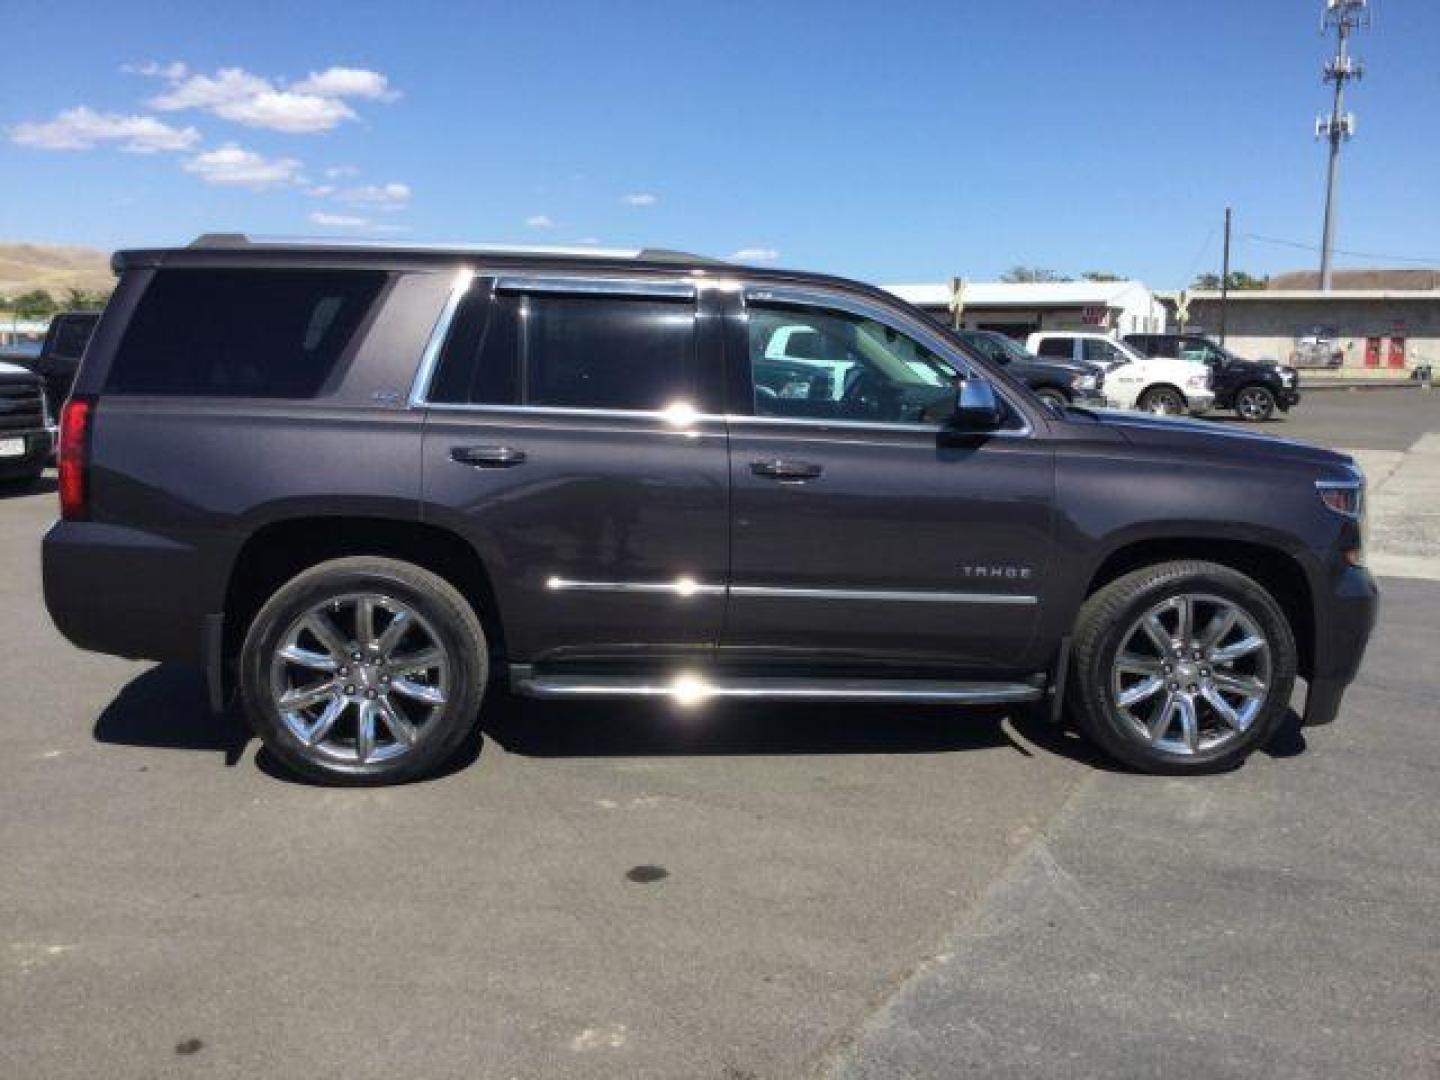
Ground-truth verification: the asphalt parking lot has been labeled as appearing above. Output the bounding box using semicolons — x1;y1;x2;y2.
1;389;1436;1079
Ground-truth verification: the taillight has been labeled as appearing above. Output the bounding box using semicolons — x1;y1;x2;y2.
58;396;94;521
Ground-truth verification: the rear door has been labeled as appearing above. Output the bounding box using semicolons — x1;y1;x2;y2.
418;274;730;667
721;285;1054;671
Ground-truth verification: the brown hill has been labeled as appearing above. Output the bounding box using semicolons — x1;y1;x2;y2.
1268;267;1440;291
0;242;114;298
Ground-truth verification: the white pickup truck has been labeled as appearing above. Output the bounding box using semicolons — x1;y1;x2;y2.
1026;331;1215;416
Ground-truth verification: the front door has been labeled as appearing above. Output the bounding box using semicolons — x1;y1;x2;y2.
722;286;1055;671
418;274;729;666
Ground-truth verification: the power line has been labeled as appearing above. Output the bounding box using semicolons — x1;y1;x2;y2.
1243;232;1440;265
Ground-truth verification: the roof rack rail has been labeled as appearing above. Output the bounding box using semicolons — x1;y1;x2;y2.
187;233;727;266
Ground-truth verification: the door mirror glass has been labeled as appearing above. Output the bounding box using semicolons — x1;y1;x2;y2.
949;377;1003;430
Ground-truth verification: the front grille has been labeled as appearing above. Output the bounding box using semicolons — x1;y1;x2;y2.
0;381;45;433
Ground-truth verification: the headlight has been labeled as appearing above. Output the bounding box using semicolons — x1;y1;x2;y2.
1070;373;1099;391
1316;479;1363;518
1185;374;1209;391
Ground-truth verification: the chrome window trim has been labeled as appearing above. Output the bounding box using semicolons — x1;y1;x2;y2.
739;284;1034;439
495;275;696;300
408;269;477;407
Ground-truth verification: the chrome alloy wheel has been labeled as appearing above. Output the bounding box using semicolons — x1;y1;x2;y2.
269;593;450;765
1236;386;1272;420
1109;593;1272;756
1143;388;1185;416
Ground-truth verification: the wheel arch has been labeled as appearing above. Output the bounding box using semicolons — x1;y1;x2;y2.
1083;537;1315;679
223;516;507;663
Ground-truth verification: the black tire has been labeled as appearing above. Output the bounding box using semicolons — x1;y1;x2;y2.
240;556;488;785
1033;386;1070;411
1137;385;1186;416
0;468;44;493
1233;384;1276;422
1067;560;1296;774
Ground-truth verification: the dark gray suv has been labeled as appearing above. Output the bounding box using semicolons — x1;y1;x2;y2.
43;236;1377;784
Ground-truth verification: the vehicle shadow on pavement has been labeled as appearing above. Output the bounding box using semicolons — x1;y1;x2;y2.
1;476;57;498
93;663;251;766
482;692;1020;759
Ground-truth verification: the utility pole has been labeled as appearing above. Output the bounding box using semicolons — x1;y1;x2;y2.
1316;0;1368;291
1219;207;1231;346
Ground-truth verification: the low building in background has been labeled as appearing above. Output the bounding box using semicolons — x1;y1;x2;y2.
1164;269;1439;379
885;280;1166;340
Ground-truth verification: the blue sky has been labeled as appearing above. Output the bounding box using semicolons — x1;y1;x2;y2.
2;0;1437;288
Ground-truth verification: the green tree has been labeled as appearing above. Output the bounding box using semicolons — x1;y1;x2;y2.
8;289;58;320
1192;271;1269;290
1081;270;1125;282
1000;265;1072;284
62;287;110;310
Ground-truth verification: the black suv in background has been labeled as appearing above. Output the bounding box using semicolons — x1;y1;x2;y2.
43;236;1376;784
953;329;1105;410
28;309;102;413
1125;333;1300;421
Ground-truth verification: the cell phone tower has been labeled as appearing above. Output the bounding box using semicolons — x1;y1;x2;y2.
1316;0;1370;290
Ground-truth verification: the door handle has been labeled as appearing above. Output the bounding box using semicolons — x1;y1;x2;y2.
750;459;823;481
451;445;528;468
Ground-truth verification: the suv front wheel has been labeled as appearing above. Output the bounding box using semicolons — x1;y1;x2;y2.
1234;384;1276;422
1068;560;1297;773
240;556;488;784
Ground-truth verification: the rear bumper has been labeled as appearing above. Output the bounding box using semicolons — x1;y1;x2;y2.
42;519;215;663
0;428;53;478
1303;564;1378;725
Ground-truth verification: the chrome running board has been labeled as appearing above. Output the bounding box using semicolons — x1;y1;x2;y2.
509;667;1042;705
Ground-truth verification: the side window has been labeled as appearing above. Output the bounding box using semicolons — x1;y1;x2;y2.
107;269;386;398
524;294;695;411
1036;337;1073;360
426;281;519;405
428;286;700;412
1083;338;1121;365
747;303;960;425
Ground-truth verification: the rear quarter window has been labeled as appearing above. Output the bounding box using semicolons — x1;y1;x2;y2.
106;268;386;397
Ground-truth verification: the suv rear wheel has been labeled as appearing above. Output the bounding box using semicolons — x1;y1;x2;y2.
1033;386;1069;411
239;556;488;784
1234;384;1276;422
1068;560;1296;773
1137;385;1186;416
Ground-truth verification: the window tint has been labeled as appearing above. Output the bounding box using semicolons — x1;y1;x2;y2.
959;333;1009;366
49;313;99;361
107;269;385;397
426;282;519;405
1036;337;1073;360
748;304;960;424
523;294;696;411
1083;338;1122;365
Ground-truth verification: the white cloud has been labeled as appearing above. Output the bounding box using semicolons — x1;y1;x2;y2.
9;106;200;153
309;211;370;228
183;143;303;189
291;67;399;101
338;182;411;208
730;247;780;262
214;90;356;133
574;237;602;245
151;67;272;111
622;192;657;206
525;214;557;229
122;60;189;80
306;184;337;197
324;165;359;178
149;65;397;133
